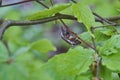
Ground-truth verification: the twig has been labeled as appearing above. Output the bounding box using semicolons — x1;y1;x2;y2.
91;27;99;54
93;23;120;30
3;41;12;56
0;0;120;23
71;0;77;3
91;27;101;80
0;0;37;7
60;19;68;28
35;0;49;9
50;0;54;6
0;13;120;40
92;12;116;25
106;15;120;22
77;37;95;50
0;20;11;39
0;14;76;40
96;57;101;80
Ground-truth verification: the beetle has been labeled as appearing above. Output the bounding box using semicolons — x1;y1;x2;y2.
60;26;81;46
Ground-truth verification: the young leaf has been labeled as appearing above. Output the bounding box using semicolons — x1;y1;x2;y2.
38;46;94;80
3;26;26;45
30;39;56;53
13;47;30;58
112;73;120;80
72;2;95;37
99;26;116;36
100;66;112;80
102;52;120;72
94;28;111;42
99;35;120;72
27;3;71;20
76;70;92;80
99;35;120;56
79;32;91;43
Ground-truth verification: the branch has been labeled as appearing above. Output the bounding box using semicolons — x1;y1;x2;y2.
106;15;120;22
92;12;116;25
93;23;120;30
0;13;120;40
0;0;38;7
0;14;76;40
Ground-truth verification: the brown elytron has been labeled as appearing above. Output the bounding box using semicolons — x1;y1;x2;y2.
60;20;95;50
61;25;81;46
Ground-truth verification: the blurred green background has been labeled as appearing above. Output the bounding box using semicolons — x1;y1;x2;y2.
0;0;120;80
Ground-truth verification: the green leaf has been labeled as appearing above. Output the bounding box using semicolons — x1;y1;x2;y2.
116;26;120;33
79;29;110;44
76;75;90;80
13;47;30;58
94;28;111;42
3;26;27;45
39;46;94;80
72;3;95;37
99;35;120;56
76;70;92;80
112;73;120;80
30;39;56;53
94;1;116;17
27;3;71;20
79;32;91;43
99;26;116;36
0;63;29;80
0;41;9;62
102;52;120;72
99;35;120;72
4;10;20;20
100;66;112;80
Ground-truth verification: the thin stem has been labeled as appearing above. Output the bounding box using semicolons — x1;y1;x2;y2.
50;0;54;6
91;27;99;54
3;41;12;56
71;0;77;3
35;0;49;9
91;27;101;80
0;14;76;40
93;23;120;30
0;12;120;40
77;37;95;50
106;15;120;22
92;12;116;25
0;0;37;7
60;19;68;29
91;37;97;52
96;57;101;80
